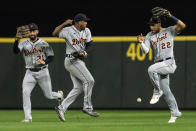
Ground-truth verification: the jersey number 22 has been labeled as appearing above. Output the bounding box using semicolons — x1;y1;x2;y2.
161;42;171;49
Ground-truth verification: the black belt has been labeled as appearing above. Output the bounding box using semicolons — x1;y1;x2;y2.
156;57;172;63
29;66;46;72
66;54;84;60
66;54;73;58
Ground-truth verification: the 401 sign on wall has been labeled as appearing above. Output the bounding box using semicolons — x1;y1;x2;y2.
126;43;153;61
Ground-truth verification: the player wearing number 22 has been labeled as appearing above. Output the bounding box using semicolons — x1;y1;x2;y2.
13;23;64;122
137;12;186;123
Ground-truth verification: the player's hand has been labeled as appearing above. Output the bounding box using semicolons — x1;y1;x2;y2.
168;12;172;17
79;51;88;57
63;19;73;26
15;31;22;41
37;58;45;65
137;33;144;43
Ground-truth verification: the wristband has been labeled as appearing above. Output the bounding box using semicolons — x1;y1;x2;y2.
171;16;179;23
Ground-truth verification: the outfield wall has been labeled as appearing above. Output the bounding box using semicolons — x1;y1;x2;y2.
0;36;196;109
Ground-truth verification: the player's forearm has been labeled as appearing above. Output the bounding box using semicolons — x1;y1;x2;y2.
45;56;54;64
52;25;64;37
170;15;186;33
52;23;67;37
140;42;149;54
13;40;20;54
176;20;186;31
85;41;93;53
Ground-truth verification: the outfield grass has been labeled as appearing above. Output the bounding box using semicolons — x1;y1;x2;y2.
0;110;195;131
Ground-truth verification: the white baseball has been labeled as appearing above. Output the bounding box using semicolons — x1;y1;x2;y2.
137;97;142;102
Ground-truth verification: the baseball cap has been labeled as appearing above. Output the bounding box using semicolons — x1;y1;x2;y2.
74;13;90;22
28;23;38;31
147;16;161;25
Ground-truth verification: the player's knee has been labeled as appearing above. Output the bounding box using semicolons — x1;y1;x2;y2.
88;78;95;87
83;79;94;88
76;87;83;94
148;66;154;74
23;88;31;97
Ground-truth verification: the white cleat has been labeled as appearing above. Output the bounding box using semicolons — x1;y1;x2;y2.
168;112;182;123
82;108;100;117
58;90;64;104
168;117;178;123
21;119;32;123
150;92;163;104
55;106;65;122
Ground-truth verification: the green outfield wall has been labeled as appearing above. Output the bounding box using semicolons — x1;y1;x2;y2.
0;36;195;109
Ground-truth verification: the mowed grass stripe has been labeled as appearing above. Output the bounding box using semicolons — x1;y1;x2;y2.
0;110;195;131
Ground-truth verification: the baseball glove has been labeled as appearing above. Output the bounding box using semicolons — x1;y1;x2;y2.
71;51;88;60
151;7;170;18
16;25;30;39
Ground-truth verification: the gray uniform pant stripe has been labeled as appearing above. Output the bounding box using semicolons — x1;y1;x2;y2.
71;62;91;108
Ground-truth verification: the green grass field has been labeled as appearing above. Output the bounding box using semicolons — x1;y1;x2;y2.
0;110;195;131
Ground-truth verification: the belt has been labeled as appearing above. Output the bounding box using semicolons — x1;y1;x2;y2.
156;57;172;63
66;54;73;58
66;54;84;60
29;66;46;72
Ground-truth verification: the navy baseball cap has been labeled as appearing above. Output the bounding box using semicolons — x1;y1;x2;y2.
147;16;161;25
74;13;90;22
28;23;38;31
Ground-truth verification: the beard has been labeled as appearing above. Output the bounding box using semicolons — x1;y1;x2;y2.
151;29;159;34
30;35;37;40
80;25;86;31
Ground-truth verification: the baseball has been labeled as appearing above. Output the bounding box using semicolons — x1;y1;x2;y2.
137;97;142;102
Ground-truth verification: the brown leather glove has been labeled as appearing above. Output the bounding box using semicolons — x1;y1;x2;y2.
16;25;30;40
152;7;170;18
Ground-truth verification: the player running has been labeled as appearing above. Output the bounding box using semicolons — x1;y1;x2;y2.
137;8;186;123
13;23;63;122
52;13;99;122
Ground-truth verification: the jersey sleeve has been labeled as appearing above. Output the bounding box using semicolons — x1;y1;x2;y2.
167;26;179;36
141;33;151;54
59;27;69;38
43;41;54;57
85;28;92;42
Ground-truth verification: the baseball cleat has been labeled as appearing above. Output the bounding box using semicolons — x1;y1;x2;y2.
168;112;182;123
150;92;163;104
55;106;65;122
168;116;178;123
82;108;99;117
57;90;64;105
21;119;32;123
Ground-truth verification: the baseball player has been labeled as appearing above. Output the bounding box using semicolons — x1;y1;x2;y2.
52;13;99;122
137;8;186;123
13;23;64;122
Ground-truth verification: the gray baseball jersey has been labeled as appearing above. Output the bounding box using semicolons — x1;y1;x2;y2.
17;38;63;120
141;26;178;61
141;26;181;117
57;25;95;112
59;25;92;54
18;39;54;68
